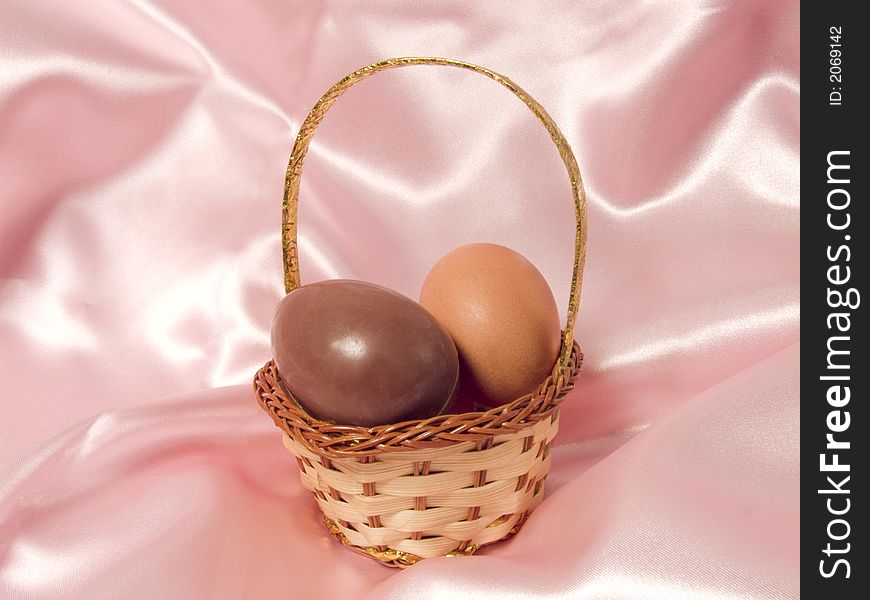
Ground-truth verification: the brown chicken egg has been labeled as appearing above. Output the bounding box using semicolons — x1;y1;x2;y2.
420;243;562;407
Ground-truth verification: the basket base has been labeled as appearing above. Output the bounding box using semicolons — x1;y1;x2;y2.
321;513;529;568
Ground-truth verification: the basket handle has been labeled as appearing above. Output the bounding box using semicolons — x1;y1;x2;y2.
283;57;587;369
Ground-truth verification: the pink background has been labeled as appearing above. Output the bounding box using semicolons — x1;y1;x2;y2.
1;1;799;598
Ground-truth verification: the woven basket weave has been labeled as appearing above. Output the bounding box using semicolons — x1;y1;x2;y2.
254;57;588;567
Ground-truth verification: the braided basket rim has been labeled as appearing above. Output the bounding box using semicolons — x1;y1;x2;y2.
253;342;582;459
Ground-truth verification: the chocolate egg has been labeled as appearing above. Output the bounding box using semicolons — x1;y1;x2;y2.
271;279;458;426
420;243;561;407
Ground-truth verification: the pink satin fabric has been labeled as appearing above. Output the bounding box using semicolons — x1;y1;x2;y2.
1;1;799;598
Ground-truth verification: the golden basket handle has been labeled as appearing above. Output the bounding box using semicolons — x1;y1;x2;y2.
283;57;587;369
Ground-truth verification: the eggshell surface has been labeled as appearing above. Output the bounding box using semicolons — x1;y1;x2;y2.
419;243;561;407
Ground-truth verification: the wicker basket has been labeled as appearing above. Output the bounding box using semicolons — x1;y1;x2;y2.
254;57;588;567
